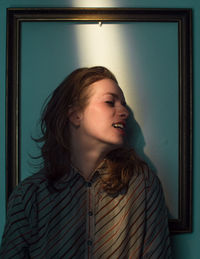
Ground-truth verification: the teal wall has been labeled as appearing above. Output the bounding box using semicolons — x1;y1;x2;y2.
0;0;199;258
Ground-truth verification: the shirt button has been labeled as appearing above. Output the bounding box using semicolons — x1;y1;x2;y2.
86;182;92;187
88;211;93;216
87;240;93;246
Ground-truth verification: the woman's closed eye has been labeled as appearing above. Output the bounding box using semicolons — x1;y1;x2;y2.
122;101;127;107
105;101;114;106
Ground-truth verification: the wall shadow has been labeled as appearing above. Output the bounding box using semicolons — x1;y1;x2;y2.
126;106;157;174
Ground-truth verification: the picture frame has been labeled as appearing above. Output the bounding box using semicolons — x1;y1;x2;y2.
6;7;193;234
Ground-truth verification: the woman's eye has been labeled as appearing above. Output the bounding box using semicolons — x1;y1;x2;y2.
105;101;114;106
122;101;127;107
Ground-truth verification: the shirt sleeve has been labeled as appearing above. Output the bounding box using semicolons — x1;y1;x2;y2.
0;184;33;259
142;171;172;258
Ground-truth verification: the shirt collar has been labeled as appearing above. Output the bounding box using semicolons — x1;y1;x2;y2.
59;163;105;184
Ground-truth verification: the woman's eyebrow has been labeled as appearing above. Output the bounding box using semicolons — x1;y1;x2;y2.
103;92;126;104
103;92;120;99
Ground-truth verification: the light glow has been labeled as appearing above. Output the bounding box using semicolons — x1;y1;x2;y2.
73;22;136;104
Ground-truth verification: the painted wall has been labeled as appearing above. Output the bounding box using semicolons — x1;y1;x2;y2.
0;0;199;258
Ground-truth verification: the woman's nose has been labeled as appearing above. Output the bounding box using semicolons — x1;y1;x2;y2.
119;106;129;119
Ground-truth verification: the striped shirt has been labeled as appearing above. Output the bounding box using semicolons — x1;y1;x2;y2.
0;167;171;258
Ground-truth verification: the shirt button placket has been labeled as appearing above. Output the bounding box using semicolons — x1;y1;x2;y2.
86;180;94;258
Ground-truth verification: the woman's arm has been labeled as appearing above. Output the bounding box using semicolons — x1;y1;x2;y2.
143;171;172;258
0;185;32;259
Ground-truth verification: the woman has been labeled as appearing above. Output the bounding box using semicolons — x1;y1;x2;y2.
0;66;171;258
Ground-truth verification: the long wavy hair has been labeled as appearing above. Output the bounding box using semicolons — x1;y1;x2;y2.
34;66;148;194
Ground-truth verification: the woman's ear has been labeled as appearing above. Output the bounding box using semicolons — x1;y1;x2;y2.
68;107;82;127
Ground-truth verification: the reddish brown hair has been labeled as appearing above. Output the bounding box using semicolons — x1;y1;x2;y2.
34;66;148;194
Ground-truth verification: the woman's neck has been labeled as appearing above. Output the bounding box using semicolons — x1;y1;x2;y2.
70;147;106;180
68;124;115;180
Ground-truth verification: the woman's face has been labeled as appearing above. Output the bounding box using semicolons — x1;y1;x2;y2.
77;78;129;151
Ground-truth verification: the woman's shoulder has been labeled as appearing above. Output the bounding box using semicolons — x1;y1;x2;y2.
5;169;49;220
129;168;162;191
8;168;48;202
19;168;47;187
20;168;47;184
144;169;161;186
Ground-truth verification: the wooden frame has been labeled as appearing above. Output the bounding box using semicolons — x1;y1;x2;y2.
6;8;193;234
